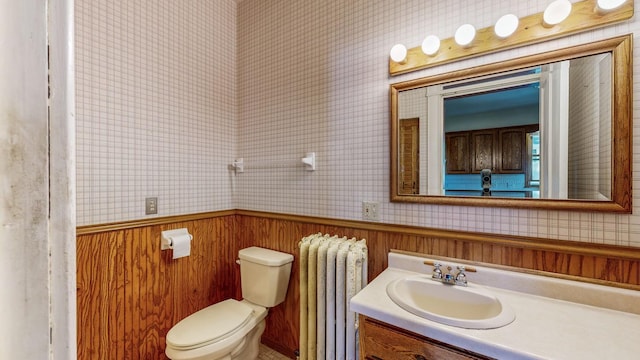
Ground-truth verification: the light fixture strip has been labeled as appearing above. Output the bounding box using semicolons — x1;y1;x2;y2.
390;0;633;76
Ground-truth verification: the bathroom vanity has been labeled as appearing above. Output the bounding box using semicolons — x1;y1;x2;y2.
360;315;491;360
350;251;640;360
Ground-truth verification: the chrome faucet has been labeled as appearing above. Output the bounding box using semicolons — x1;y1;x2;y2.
443;265;455;284
454;266;468;286
425;260;475;287
431;262;443;280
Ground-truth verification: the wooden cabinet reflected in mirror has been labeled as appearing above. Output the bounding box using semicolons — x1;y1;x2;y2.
445;132;470;174
399;118;420;195
390;35;632;212
444;125;539;197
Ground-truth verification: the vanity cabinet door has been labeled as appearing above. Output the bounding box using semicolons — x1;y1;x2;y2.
359;316;493;360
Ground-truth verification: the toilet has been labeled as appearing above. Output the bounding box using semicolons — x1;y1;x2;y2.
165;246;294;360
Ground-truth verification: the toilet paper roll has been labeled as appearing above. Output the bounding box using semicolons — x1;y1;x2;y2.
171;234;192;259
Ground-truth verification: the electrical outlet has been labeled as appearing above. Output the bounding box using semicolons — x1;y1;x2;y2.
145;197;158;215
362;201;379;221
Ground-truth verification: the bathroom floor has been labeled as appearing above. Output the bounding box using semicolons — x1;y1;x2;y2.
258;344;291;360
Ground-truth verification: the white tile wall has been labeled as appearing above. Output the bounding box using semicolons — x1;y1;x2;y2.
398;89;429;193
235;0;640;247
77;0;640;247
567;54;611;199
76;0;236;225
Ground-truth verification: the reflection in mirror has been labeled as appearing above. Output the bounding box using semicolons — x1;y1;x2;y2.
391;35;631;212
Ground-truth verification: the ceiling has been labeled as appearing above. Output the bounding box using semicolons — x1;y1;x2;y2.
444;83;540;117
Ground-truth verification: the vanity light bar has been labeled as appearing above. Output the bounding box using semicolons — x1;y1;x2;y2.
543;0;573;27
390;43;408;63
454;24;476;47
389;0;633;76
597;0;628;11
494;14;519;38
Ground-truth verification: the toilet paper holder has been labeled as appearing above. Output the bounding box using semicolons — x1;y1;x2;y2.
161;228;193;250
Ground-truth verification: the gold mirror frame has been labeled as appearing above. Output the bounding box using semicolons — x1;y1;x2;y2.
390;35;632;213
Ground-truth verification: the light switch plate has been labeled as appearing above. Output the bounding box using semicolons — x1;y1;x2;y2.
362;201;379;221
145;197;158;215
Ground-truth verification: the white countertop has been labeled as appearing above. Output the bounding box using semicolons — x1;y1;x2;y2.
350;252;640;360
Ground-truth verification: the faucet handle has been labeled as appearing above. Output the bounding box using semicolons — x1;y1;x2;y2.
455;266;468;286
431;262;443;280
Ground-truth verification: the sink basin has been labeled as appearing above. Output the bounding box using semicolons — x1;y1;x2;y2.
386;275;515;329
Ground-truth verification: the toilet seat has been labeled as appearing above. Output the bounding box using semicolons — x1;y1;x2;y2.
166;299;254;350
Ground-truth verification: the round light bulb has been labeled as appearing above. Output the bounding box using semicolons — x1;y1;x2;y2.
543;0;572;26
596;0;627;11
390;44;407;63
421;35;441;56
454;24;476;47
494;14;519;38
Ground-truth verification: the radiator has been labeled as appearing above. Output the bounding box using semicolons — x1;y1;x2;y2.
299;233;368;360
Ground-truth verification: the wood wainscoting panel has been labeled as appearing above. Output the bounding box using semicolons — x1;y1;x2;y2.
78;211;640;359
234;214;303;357
235;211;640;358
77;229;123;359
77;215;238;360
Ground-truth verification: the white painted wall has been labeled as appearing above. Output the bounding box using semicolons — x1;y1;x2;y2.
49;0;77;358
0;0;51;358
0;0;76;359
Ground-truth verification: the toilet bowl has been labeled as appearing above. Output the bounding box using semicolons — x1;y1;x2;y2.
165;247;293;360
165;300;267;360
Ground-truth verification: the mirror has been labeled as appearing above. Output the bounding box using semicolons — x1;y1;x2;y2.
390;35;632;212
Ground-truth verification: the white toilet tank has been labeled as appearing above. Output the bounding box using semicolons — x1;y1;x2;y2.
238;247;294;307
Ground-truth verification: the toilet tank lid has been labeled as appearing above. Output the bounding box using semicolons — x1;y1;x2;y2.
238;246;294;266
